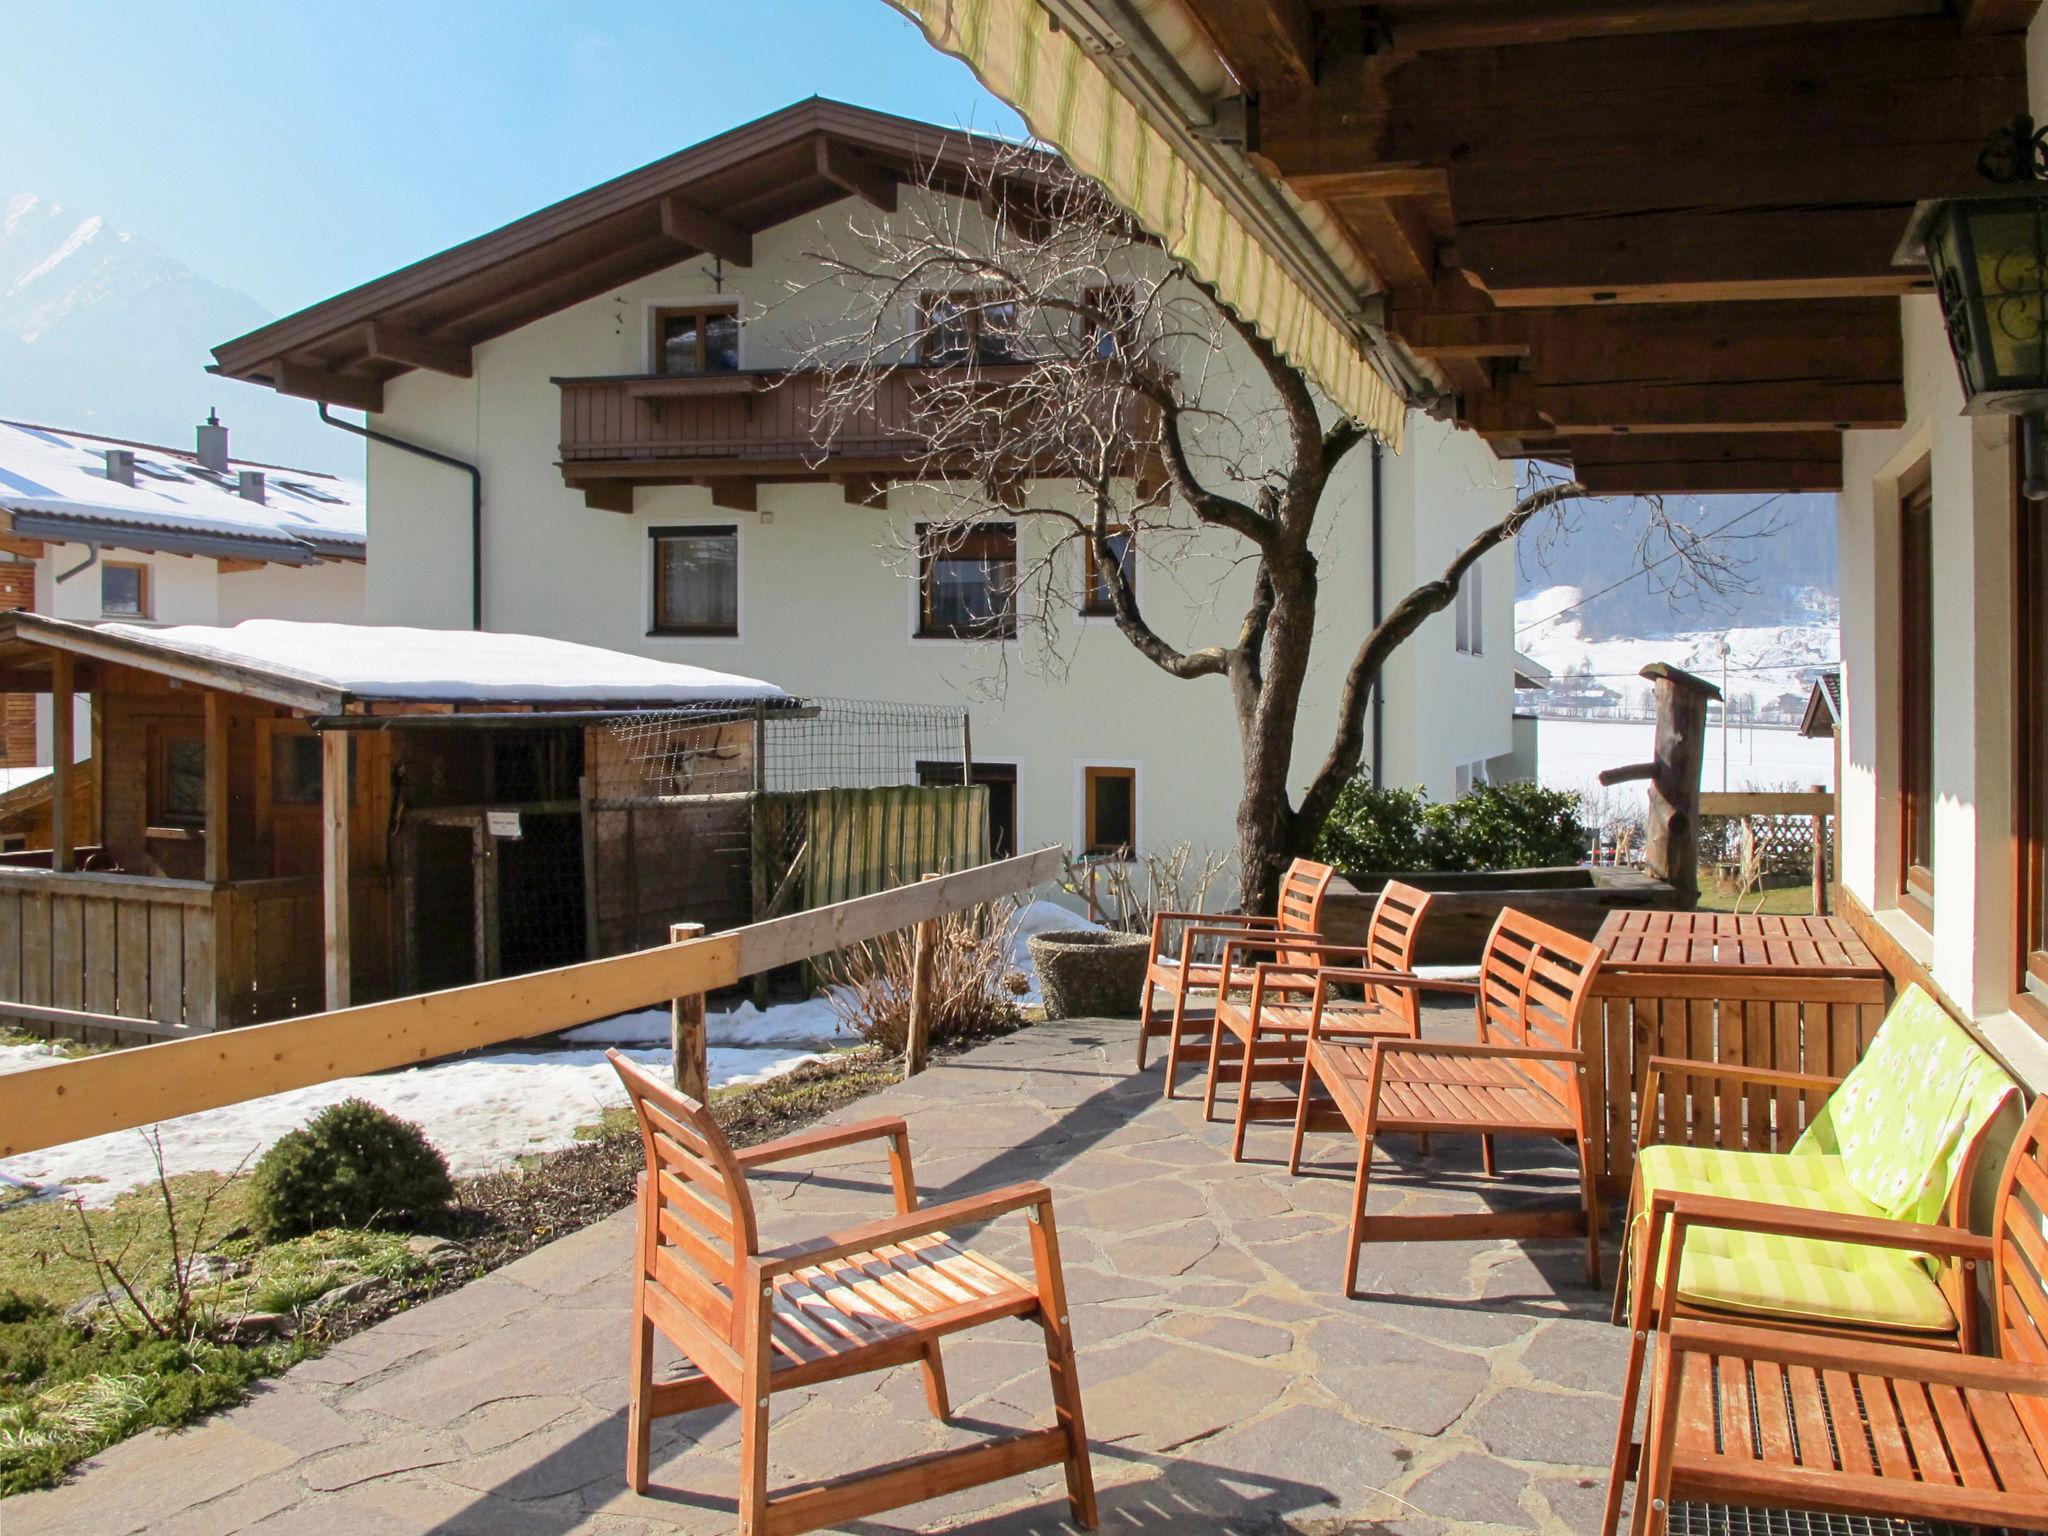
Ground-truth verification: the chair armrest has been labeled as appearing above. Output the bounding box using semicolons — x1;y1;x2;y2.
1642;1057;1843;1095
1655;1189;1995;1265
1311;967;1483;997
733;1116;909;1169
751;1181;1055;1280
1157;910;1276;927
1665;1318;2048;1397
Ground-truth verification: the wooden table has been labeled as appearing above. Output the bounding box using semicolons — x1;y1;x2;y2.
1582;910;1890;1191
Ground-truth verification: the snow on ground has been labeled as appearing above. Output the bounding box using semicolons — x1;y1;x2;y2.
1517;585;1838;715
0;1037;827;1207
2;897;1113;1205
1537;716;1834;805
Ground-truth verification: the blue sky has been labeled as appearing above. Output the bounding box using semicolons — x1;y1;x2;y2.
7;0;1021;315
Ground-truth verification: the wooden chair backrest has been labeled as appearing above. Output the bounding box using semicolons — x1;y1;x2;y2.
1473;908;1604;1109
1274;858;1337;967
1362;880;1434;1027
1993;1094;2048;1456
611;1050;760;1347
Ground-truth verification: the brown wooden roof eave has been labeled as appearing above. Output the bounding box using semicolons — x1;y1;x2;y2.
0;613;347;715
211;98;1047;396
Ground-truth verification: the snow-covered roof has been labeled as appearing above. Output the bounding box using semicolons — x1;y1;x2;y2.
91;620;788;710
0;417;364;565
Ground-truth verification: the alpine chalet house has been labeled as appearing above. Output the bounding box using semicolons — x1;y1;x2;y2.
874;0;2048;1100
209;101;1518;870
0;414;365;766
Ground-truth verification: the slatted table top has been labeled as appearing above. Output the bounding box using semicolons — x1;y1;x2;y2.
1592;909;1883;980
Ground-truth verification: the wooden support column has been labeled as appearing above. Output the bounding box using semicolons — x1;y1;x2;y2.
905;874;939;1076
204;691;230;884
49;652;73;873
1597;663;1720;907
671;921;708;1099
321;729;350;1010
1810;782;1830;917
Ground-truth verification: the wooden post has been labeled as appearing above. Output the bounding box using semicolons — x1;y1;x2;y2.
204;691;230;885
49;652;73;873
321;730;350;1010
1597;663;1721;907
905;873;939;1076
578;772;601;959
670;921;708;1099
960;712;974;783
1810;781;1829;916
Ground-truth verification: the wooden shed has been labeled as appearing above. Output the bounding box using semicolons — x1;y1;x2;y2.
0;616;962;1038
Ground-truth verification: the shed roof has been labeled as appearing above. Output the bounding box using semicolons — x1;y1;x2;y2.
0;418;365;565
1799;671;1842;738
0;614;787;715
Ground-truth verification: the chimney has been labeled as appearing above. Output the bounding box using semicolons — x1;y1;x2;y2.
196;409;229;473
238;470;266;504
103;449;135;487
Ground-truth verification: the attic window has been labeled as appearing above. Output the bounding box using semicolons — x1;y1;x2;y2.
132;460;189;482
920;292;1025;366
276;479;345;504
653;304;740;376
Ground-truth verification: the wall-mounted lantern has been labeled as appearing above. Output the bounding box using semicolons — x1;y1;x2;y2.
1897;115;2048;496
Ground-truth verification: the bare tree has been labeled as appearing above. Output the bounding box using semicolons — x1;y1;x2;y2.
792;141;1741;913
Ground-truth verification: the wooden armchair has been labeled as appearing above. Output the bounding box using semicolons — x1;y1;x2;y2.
1135;857;1335;1099
1206;881;1434;1160
608;1052;1097;1535
1619;1094;2048;1536
1288;909;1606;1296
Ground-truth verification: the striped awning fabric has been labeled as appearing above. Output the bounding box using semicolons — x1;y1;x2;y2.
885;0;1408;449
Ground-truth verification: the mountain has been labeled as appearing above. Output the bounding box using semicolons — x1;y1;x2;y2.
0;194;355;474
1514;488;1838;641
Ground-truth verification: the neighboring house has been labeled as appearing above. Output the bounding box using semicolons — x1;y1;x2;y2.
0;414;365;766
209;100;1518;871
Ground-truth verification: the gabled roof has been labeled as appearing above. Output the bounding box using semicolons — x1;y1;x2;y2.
0;614;788;715
1799;671;1842;739
211;99;1028;413
1512;651;1552;691
0;418;364;565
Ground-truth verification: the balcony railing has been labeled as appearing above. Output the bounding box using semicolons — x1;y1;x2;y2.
554;365;1160;501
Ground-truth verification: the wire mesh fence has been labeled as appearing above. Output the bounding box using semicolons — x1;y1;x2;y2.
389;699;988;989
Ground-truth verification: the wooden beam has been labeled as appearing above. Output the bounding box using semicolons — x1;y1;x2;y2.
1484;374;1902;433
1180;0;1318;90
0;847;1061;1158
836;474;890;508
1396;311;1533;359
581;480;636;514
1566;431;1844;493
204;691;229;885
321;730;349;1010
1960;0;2041;32
215;558;266;574
706;478;758;513
49;652;72;874
362;321;473;379
1370;1;1946;54
0;534;46;560
658;196;753;266
816;138;898;212
268;358;384;413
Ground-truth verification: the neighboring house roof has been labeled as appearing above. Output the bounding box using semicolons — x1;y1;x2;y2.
1799;670;1842;738
211;99;1036;412
1512;650;1552;690
0;614;788;716
0;418;365;565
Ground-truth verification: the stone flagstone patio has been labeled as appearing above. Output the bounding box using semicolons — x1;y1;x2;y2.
7;1011;1634;1535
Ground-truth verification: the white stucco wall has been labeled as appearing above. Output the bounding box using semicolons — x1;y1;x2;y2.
364;191;1515;867
1830;3;2048;1086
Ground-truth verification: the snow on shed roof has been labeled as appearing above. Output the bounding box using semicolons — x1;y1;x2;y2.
95;620;788;709
0;418;365;564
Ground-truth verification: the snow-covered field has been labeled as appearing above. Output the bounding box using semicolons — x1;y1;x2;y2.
1536;717;1833;805
0;899;1099;1205
1518;585;1838;715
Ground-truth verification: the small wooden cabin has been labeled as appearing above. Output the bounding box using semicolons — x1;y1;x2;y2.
0;615;820;1037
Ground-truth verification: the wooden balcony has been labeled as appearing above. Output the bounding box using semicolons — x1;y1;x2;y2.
555;365;1159;512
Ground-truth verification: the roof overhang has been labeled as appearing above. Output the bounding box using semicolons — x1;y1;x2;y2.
906;0;2040;492
211;99;1052;416
2;507;341;567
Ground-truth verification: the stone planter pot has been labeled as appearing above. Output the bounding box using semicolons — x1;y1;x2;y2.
1028;930;1150;1020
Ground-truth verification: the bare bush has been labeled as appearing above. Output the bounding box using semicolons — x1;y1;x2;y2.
824;900;1025;1054
1060;842;1237;932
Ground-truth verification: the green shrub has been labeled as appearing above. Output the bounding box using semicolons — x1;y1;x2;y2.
249;1100;453;1240
1315;780;1588;874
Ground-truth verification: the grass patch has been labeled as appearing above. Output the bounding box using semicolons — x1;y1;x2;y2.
1695;882;1817;915
0;1041;915;1495
0;1028;108;1061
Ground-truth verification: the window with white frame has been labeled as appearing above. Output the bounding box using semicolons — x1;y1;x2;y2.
1454;561;1483;655
1453;757;1490;797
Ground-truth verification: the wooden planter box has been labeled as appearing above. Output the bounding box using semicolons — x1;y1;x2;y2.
1320;867;1677;967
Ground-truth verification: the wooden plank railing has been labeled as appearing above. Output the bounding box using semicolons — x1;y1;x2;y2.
0;846;1063;1159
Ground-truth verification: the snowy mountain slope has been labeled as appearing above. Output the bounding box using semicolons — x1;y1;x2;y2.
0;194;352;473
